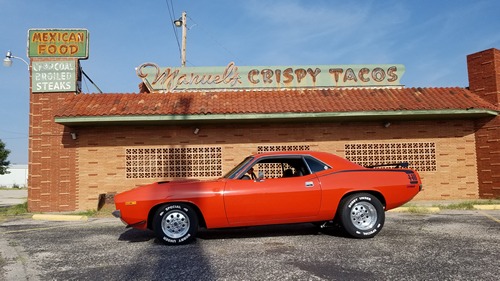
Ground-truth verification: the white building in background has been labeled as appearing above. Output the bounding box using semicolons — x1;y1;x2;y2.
0;165;28;188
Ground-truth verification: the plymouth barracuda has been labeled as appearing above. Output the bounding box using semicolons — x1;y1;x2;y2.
113;151;422;245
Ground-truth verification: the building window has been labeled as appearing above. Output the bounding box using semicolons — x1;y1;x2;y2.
344;142;436;171
125;147;222;179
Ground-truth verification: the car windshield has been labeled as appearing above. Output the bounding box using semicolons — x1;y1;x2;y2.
223;156;254;179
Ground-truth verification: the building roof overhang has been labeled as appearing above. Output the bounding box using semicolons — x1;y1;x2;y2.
53;87;499;126
55;108;498;126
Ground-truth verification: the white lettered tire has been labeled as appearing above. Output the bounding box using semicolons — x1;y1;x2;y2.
153;203;198;245
339;193;385;238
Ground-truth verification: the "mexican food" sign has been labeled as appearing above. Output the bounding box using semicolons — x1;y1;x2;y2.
28;29;89;58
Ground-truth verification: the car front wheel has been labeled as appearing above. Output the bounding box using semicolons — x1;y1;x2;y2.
153;203;198;245
339;193;385;238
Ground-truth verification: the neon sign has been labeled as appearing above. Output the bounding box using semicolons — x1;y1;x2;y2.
28;29;89;59
137;62;405;93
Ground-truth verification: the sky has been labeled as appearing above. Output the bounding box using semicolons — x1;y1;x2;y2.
0;0;499;164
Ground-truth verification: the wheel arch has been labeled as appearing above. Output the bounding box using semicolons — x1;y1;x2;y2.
334;190;386;218
147;201;207;230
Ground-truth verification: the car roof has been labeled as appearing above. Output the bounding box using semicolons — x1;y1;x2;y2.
256;150;341;157
252;151;363;170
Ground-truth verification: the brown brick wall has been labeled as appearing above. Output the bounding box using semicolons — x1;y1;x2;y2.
467;48;500;198
73;120;478;210
29;92;482;211
474;117;500;198
28;58;78;212
467;48;500;107
29;93;77;212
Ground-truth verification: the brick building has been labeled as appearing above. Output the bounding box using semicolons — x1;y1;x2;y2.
28;48;500;212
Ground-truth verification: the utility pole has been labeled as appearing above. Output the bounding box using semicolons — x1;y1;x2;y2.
173;11;187;67
180;11;187;67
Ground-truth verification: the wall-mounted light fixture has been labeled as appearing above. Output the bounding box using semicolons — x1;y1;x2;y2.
3;50;29;70
193;128;200;135
70;132;78;140
384;122;391;128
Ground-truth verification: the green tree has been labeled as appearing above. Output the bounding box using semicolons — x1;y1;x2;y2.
0;139;10;175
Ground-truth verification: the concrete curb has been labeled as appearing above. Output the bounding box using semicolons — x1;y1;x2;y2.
473;205;500;210
389;207;440;213
32;214;88;221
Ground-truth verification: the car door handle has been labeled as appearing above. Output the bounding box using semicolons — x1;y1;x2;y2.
305;181;314;188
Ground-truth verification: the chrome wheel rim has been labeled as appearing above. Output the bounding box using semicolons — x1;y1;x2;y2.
350;202;377;230
161;210;190;238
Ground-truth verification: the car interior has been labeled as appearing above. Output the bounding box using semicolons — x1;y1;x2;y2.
240;157;311;180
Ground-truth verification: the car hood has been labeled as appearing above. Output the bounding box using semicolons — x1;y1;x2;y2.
115;178;226;203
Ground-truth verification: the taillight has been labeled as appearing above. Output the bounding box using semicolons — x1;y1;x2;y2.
407;172;418;184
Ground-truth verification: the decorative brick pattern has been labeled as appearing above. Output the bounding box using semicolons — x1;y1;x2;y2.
256;163;288;179
256;145;310;178
344;142;436;171
125;147;222;178
257;145;310;153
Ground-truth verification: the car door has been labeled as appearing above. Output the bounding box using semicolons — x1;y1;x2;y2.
223;178;268;224
259;173;321;222
224;156;322;225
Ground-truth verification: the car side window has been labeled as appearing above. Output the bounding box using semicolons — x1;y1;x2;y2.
304;156;331;173
283;160;310;177
253;157;311;178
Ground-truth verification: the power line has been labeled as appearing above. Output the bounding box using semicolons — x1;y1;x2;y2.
0;137;27;140
81;68;103;93
0;129;27;136
163;4;241;66
187;15;242;64
169;0;176;17
165;0;182;62
81;72;90;93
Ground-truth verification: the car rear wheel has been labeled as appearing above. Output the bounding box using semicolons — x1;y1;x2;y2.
153;203;198;245
339;193;385;238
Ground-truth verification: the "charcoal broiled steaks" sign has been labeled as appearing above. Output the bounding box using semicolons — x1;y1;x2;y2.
32;60;77;93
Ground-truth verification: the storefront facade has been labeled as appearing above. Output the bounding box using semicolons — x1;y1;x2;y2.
26;43;499;212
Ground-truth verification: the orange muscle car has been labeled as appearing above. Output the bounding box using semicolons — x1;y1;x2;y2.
113;151;422;245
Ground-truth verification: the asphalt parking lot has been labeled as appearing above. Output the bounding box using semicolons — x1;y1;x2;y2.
0;189;27;208
1;210;499;280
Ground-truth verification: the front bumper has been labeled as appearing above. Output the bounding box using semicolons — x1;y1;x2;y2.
112;209;147;229
112;210;121;218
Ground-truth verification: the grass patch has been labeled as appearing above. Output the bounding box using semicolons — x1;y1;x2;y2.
94;204;115;218
0;202;114;220
0;187;27;190
435;200;500;210
405;206;435;214
73;209;99;217
72;204;115;218
437;202;475;210
0;201;29;216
